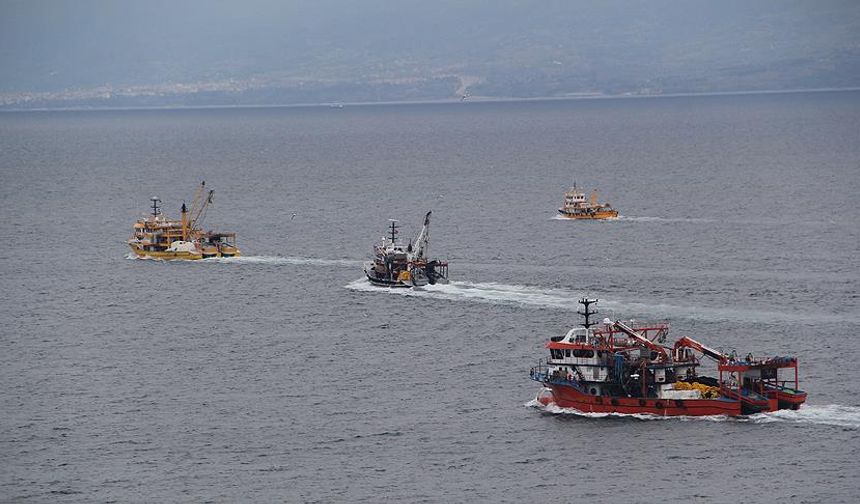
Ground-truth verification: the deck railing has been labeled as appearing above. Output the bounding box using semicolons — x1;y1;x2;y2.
529;359;587;392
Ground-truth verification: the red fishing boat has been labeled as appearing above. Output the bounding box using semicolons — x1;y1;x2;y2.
530;299;806;416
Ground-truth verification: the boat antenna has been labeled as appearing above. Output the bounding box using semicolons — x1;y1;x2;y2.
150;196;161;216
578;298;598;329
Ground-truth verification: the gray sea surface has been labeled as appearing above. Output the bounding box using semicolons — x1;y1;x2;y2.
2;92;860;503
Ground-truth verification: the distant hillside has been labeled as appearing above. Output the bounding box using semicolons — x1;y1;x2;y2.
2;0;859;109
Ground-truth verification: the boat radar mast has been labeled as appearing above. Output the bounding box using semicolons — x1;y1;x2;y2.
578;298;599;329
387;219;399;243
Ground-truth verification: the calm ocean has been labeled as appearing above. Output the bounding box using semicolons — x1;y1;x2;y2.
2;91;859;502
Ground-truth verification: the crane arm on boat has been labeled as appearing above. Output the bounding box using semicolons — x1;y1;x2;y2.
612;320;669;362
673;336;726;361
411;210;432;260
189;181;215;230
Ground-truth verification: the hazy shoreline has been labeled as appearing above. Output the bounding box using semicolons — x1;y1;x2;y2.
2;86;858;114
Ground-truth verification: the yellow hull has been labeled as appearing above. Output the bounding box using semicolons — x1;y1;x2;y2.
558;210;619;220
128;244;241;260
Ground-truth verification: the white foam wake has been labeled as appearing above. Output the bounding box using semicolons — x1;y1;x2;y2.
617;215;715;224
552;214;709;223
525;398;733;422
212;255;361;267
746;404;860;429
345;278;858;324
345;278;576;309
527;399;860;429
126;253;361;267
616;215;846;227
600;299;856;325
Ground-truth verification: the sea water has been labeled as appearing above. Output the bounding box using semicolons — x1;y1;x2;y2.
2;92;859;502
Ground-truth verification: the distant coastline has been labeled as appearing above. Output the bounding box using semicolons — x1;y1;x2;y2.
1;86;858;114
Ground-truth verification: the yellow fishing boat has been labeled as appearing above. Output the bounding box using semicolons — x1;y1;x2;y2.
128;181;241;260
558;182;618;220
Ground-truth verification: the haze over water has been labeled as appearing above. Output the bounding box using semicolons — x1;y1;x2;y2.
2;91;860;502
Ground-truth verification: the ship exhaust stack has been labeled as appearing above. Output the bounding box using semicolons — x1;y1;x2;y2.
180;202;189;241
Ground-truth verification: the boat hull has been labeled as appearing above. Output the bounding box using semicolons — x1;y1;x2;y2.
557;209;619;220
539;383;742;417
128;243;241;260
364;272;413;288
364;272;447;288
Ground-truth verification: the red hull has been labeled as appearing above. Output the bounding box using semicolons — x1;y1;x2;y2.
540;384;742;417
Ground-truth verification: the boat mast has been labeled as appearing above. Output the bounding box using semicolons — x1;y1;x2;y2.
578;298;598;329
150;196;161;217
388;220;399;244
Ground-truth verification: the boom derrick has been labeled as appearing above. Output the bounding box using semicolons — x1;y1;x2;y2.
411;211;432;261
673;336;726;362
189;180;214;231
612;320;669;362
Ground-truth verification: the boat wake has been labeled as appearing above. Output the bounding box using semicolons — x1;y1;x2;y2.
614;215;846;227
617;215;715;224
128;254;856;323
346;278;575;309
126;253;361;267
526;398;732;423
745;404;860;429
211;255;361;267
551;214;710;223
527;399;860;429
345;278;857;324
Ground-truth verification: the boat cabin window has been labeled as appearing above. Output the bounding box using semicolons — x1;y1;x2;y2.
569;328;588;343
573;349;595;358
565;349;571;357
